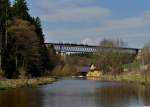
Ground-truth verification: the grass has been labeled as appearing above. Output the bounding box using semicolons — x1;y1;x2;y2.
99;73;150;85
0;77;56;90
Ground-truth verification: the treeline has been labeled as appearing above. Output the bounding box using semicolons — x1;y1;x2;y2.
0;0;56;78
62;39;136;76
95;39;134;74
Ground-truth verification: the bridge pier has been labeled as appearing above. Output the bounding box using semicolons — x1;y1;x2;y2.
60;52;67;61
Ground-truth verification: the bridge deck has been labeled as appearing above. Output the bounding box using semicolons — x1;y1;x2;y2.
45;43;139;55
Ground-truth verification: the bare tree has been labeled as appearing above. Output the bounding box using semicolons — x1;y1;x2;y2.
96;39;133;75
99;38;127;48
141;42;150;83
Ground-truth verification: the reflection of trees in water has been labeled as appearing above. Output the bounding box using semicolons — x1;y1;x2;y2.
0;82;150;107
140;86;150;106
0;88;44;107
94;85;150;107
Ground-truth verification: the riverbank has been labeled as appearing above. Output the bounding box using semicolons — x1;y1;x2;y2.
0;77;56;90
86;71;150;85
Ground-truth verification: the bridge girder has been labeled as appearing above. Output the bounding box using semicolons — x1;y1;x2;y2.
45;43;139;55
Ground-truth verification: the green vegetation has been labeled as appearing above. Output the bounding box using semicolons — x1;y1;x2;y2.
55;39;136;77
123;60;141;73
0;0;59;89
95;39;135;74
0;77;56;90
0;0;58;78
51;63;79;76
99;73;150;85
0;0;149;89
52;39;150;86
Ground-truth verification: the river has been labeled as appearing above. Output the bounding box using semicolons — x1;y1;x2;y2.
0;78;150;107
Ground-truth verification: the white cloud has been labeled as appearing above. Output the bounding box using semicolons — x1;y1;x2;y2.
104;11;150;31
44;10;150;48
28;0;110;22
28;0;150;48
29;0;96;9
41;7;111;22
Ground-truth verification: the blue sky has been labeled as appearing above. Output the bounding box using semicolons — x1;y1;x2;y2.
12;0;150;48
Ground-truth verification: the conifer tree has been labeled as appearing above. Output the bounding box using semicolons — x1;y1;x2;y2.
13;0;30;20
34;17;45;42
0;0;11;70
33;17;50;71
0;0;55;78
0;0;3;70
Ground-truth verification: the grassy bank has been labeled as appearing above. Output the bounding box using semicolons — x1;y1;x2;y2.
0;77;56;90
100;73;150;85
86;71;150;85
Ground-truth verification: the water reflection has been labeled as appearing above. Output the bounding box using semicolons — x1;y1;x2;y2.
0;79;150;107
0;88;43;107
40;79;150;107
95;83;150;107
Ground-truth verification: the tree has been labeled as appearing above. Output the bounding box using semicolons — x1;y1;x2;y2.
140;42;150;83
0;0;3;70
7;18;43;78
0;0;56;78
100;38;127;48
142;42;150;65
0;0;11;71
13;0;30;20
96;39;133;75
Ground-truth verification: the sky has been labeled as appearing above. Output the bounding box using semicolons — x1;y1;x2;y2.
12;0;150;48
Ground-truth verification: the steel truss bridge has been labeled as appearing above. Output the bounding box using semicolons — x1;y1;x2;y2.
45;43;139;56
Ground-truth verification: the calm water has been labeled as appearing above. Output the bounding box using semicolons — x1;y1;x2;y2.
0;79;150;107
